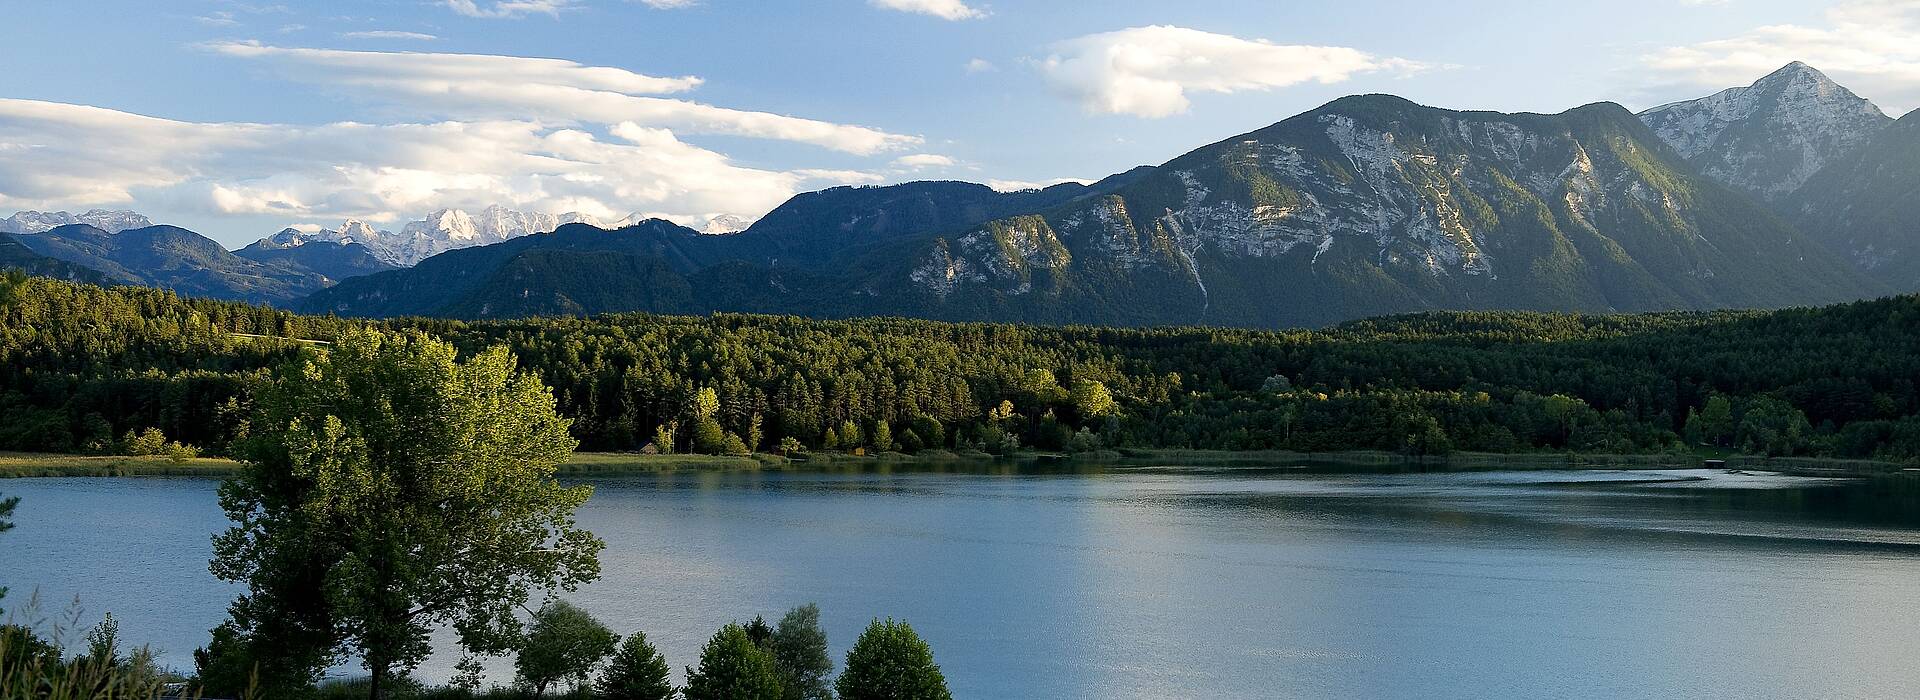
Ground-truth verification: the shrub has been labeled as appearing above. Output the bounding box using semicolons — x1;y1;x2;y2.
121;428;168;456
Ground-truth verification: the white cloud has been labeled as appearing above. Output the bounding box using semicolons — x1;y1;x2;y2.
203;42;920;154
0;99;811;230
891;153;956;169
340;30;439;41
987;177;1093;192
443;0;577;19
197;11;241;27
637;0;699;7
1642;0;1920;112
870;0;985;21
1037;25;1428;118
792;169;887;184
964;58;996;73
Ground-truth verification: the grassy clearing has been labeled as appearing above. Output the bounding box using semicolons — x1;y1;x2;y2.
3;449;1909;480
0;452;242;478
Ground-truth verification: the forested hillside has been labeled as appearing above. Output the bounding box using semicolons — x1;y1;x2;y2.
4;273;1918;462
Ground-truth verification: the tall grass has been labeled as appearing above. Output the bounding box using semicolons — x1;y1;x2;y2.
0;591;201;700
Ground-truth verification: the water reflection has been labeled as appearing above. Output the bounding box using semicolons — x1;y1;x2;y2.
4;466;1920;698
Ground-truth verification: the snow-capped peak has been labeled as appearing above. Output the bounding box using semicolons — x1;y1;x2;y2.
1;209;154;234
248;205;613;268
701;214;754;235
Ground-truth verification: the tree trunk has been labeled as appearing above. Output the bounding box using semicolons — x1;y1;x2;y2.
369;660;388;700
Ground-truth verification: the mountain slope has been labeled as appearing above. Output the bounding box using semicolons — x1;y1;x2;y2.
843;95;1880;327
297;177;1150;318
1789;108;1920;290
13;224;327;304
721;176;1145;267
236;228;398;282
1638;62;1890;202
0;233;112;284
297;219;714;317
298;94;1881;326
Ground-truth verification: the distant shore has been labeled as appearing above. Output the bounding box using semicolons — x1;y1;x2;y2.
4;449;1912;480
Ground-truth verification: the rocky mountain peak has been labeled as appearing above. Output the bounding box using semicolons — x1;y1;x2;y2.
1638;62;1890;201
1;209;154;234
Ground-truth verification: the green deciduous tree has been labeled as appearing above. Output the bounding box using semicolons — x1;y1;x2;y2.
771;603;833;700
597;630;674;700
836;618;950;700
1687;395;1735;447
684;623;784;700
1069;379;1117;418
1738;397;1814;456
872;421;894;452
206;329;604;699
516;600;619;697
121;428;168;456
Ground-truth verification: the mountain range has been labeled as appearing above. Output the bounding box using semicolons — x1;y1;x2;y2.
8;224;328;304
8;62;1917;328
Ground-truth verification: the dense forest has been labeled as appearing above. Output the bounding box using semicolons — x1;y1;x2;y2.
4;271;1919;463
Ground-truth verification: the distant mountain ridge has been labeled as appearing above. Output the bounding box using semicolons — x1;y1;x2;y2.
12;224;328;304
235;229;398;282
303;88;1881;325
0;233;112;284
1;209;152;234
249;205;609;267
15;61;1920;324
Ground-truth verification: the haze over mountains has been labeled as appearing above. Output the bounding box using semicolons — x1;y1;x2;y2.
8;62;1917;328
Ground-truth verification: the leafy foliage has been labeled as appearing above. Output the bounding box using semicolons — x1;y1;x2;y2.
836;618;951;700
596;631;674;700
769;604;833;700
202;328;603;698
683;623;784;700
516;601;619;697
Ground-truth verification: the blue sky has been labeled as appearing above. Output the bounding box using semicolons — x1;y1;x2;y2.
1;0;1913;247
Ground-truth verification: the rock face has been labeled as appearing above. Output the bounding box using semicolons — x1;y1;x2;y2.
1638;62;1890;203
868;95;1877;327
0;209;153;234
1789;108;1920;290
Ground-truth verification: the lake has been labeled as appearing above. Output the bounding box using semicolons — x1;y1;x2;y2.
5;465;1920;698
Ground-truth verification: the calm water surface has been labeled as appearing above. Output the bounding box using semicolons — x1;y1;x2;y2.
5;465;1920;699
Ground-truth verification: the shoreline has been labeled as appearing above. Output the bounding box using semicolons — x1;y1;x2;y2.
3;449;1911;480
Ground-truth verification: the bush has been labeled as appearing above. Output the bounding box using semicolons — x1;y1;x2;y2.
121;428;168;456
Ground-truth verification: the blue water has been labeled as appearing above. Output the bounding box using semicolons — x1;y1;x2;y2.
5;466;1920;699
